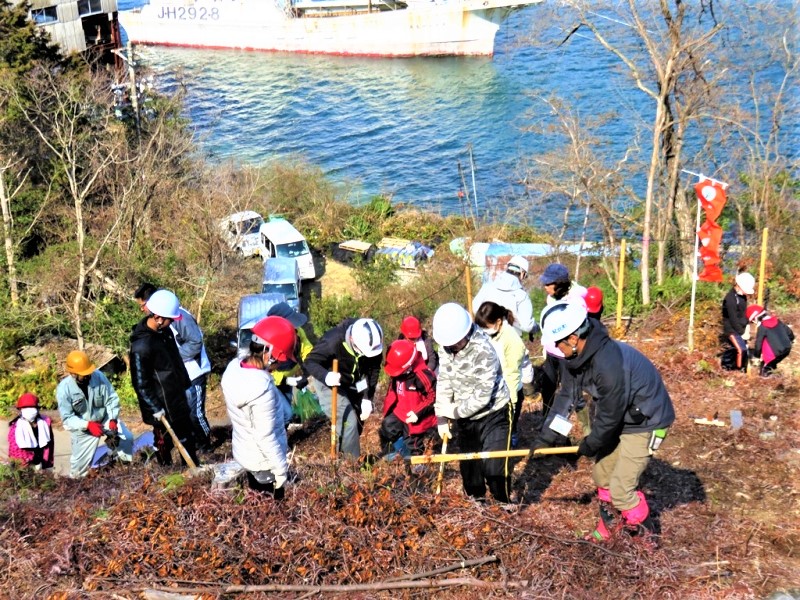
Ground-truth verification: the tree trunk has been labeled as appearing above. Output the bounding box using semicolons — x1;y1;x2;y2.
74;193;85;349
0;171;19;306
641;97;667;306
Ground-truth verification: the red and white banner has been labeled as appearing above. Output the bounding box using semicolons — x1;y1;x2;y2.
694;179;728;283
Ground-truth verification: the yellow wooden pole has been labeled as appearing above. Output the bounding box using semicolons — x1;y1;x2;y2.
465;264;473;315
409;446;579;465
615;239;627;333
757;228;768;306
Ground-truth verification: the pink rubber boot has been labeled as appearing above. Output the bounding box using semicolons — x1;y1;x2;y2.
585;488;618;542
621;491;658;548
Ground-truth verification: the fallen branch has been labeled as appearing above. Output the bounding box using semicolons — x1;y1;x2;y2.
384;555;498;582
147;576;499;595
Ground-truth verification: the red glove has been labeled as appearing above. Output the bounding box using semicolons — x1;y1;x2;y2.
108;419;118;432
86;421;103;437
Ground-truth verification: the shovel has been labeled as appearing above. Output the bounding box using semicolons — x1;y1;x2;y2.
159;413;197;469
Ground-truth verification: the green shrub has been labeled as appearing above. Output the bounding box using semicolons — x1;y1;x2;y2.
0;354;59;416
308;294;366;338
353;256;398;295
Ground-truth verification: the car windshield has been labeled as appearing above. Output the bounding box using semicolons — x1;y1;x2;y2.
239;218;263;235
238;329;254;349
276;241;309;258
262;283;298;300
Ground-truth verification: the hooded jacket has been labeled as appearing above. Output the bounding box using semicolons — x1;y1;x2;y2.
754;315;794;362
473;272;536;334
434;327;510;421
722;288;748;336
129;317;191;427
383;356;437;435
221;358;288;478
544;320;675;456
305;318;382;404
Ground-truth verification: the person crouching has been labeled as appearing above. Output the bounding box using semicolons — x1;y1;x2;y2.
746;305;794;377
8;393;54;470
221;316;297;498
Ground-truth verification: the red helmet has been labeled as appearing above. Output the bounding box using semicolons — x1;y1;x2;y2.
251;316;297;362
400;316;422;339
584;286;604;314
384;339;418;377
745;304;765;322
16;393;40;409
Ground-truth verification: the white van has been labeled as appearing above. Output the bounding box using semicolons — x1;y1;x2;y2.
259;217;316;280
220;211;264;257
262;257;302;312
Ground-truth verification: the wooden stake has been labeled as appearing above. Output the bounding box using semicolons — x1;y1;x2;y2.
615;239;626;335
409;446;579;465
330;359;339;460
435;434;449;495
465;264;473;315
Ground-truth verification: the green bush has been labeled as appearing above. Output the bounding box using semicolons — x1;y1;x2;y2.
353;256;398;295
308;294;366;338
0;355;59;416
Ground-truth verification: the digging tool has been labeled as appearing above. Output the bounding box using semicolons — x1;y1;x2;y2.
330;359;338;460
434;433;449;495
159;413;197;469
409;446;579;465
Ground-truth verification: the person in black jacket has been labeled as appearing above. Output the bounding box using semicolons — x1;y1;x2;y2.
305;317;383;458
540;301;675;544
721;272;755;371
130;289;198;466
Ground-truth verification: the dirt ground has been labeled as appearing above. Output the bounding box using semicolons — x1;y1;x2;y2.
1;258;798;598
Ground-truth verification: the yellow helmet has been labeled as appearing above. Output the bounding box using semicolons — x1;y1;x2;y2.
66;350;96;376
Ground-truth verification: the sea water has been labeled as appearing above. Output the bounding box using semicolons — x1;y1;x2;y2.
116;2;792;229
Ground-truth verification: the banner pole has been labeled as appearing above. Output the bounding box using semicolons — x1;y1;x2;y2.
688;197;702;352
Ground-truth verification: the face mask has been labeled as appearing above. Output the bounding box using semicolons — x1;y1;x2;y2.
20;408;39;422
482;327;499;338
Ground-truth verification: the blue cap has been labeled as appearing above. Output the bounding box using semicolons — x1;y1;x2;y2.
539;263;570;285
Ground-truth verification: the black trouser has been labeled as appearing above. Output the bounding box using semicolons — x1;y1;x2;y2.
153;421;199;467
511;389;524;436
456;404;512;502
378;413;437;455
762;350;791;375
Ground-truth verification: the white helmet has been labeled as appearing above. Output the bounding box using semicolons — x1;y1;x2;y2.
507;255;529;277
145;289;182;320
432;303;473;347
735;272;755;295
347;318;384;357
540;301;588;345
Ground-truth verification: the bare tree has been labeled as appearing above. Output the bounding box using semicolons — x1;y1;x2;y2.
518;96;639;287
547;1;724;303
3;68;125;347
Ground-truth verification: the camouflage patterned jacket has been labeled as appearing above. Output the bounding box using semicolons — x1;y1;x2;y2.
434;328;510;421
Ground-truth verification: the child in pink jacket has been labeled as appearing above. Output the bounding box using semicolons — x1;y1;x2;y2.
7;393;54;469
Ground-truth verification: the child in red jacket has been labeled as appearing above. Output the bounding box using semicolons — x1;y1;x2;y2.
379;340;438;456
746;305;794;376
7;393;54;470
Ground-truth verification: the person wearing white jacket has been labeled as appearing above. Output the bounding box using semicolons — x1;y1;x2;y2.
472;256;536;337
221;315;297;498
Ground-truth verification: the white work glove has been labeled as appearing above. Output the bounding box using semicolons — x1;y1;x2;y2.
274;473;287;490
741;327;751;341
360;399;373;421
286;376;301;387
406;410;419;424
437;418;451;440
325;371;341;387
152;410;165;421
437;402;458;420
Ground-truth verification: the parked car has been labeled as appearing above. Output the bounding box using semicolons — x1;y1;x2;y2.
262;257;302;312
220;211;264;257
259;217;316;280
236;293;287;353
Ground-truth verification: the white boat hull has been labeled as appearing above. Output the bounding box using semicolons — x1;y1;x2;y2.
119;0;539;57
